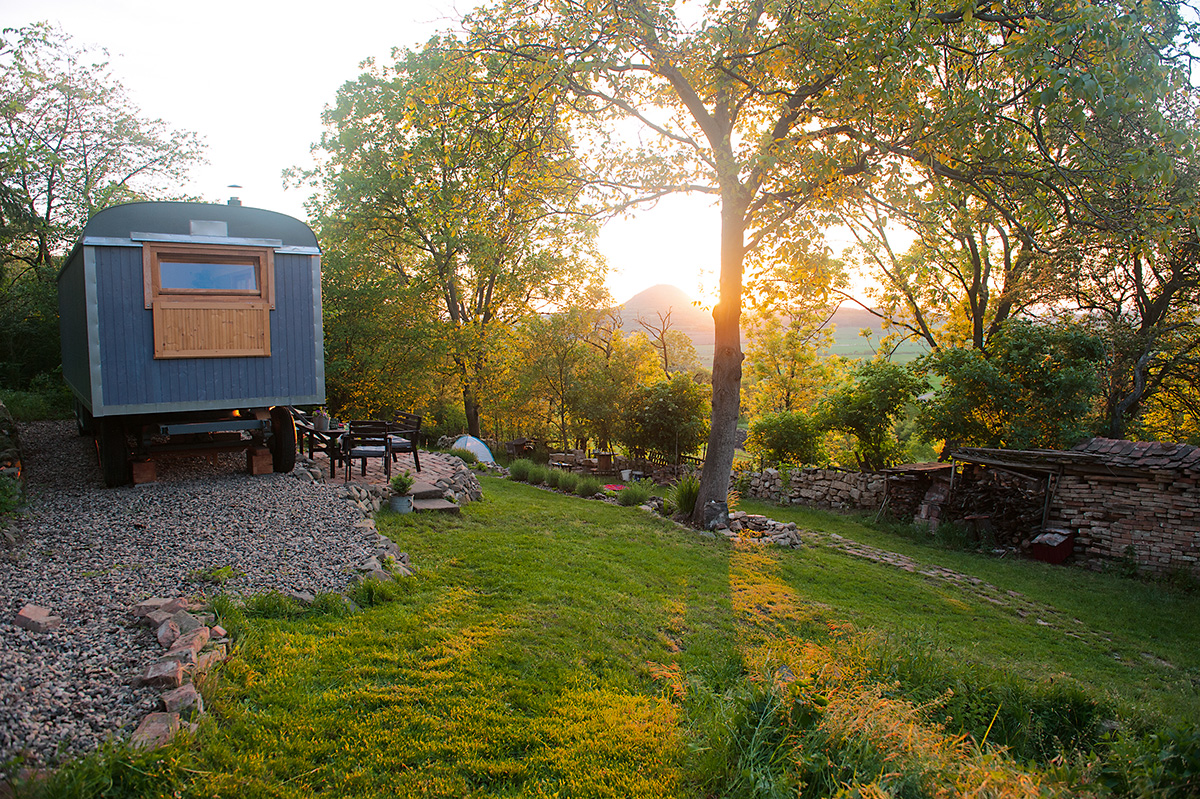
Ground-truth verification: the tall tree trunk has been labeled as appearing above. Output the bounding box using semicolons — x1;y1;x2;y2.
691;193;747;525
464;385;481;438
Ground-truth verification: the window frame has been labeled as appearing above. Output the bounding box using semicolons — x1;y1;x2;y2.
142;242;275;310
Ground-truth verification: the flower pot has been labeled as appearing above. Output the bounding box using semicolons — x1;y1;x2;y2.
389;494;413;514
315;416;329;431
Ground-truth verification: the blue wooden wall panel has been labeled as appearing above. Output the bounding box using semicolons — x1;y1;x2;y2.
94;247;320;410
57;252;91;404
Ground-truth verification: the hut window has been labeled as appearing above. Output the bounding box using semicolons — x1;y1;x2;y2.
143;243;275;359
159;260;259;292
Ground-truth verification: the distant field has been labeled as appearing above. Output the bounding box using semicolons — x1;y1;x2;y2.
625;284;930;368
689;326;927;369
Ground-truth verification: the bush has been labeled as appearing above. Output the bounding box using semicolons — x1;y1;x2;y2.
545;468;562;489
0;476;21;517
527;464;549;486
616;478;655;506
664;473;701;517
746;410;826;467
508;459;535;482
1098;722;1200;798
0;386;74;421
420;400;467;446
449;446;478;464
557;471;580;493
619;374;709;463
822;359;927;471
576;476;603;497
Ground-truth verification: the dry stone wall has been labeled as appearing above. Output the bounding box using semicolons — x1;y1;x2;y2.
1049;473;1200;576
737;467;885;512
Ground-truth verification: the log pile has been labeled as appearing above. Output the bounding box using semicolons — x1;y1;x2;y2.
945;466;1046;547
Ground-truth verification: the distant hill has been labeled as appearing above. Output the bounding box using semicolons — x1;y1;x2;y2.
615;284;926;365
618;284;713;341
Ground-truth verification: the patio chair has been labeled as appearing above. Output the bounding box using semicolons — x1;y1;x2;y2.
388;412;422;473
291;406;343;477
342;420;392;482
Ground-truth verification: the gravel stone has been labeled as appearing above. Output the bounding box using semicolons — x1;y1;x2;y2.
1;420;376;772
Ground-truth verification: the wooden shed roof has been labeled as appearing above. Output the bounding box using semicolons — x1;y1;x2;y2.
952;438;1200;477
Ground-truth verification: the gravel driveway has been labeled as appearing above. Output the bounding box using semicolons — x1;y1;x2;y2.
0;420;376;772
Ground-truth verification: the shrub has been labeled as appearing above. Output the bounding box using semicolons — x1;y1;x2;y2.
557;471;580;493
746;410;826;467
619;374;710;463
576;476;603;497
822;359;927;471
664;473;701;517
449;446;478;464
527;464;549;486
1098;722;1200;798
545;468;562;489
616;478;655;506
508;459;535;482
0;476;21;517
0;371;74;422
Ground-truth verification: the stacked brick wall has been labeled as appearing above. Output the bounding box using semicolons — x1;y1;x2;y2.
737;467;885;511
1049;473;1200;576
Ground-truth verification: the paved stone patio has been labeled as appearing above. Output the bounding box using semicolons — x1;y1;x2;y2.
315;449;464;487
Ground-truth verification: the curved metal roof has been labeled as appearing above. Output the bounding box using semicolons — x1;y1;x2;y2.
80;201;318;249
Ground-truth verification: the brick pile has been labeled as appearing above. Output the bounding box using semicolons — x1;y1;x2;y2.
1050;472;1199;576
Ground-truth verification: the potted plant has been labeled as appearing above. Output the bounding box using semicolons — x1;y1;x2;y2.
389;470;416;513
313;407;330;431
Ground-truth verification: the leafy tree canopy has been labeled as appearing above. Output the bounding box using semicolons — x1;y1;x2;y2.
466;0;1199;521
915;319;1106;451
301;35;604;435
745;410;827;468
0;23;204;389
821;359;927;471
620;374;710;464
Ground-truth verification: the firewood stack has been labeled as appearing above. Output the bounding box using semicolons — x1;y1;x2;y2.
946;466;1046;547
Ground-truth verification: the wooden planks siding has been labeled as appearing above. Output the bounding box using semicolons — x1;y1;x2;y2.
152;301;271;358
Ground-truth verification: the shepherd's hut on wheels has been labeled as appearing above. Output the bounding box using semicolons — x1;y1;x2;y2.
58;201;324;486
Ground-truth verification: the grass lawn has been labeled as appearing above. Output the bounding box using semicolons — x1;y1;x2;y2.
737;498;1200;726
36;477;1200;798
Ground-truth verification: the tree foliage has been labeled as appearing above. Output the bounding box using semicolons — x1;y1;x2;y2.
915;320;1105;451
745;411;826;467
0;23;204;390
620;374;709;464
743;247;846;416
821;360;926;471
302;36;603;435
468;0;1199;520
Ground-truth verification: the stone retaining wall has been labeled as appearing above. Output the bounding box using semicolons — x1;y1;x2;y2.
1049;473;1200;576
736;467;885;512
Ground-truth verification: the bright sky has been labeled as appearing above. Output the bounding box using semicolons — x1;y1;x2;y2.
6;0;722;306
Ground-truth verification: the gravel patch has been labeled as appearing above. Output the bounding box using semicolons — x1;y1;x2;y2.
0;420;376;773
